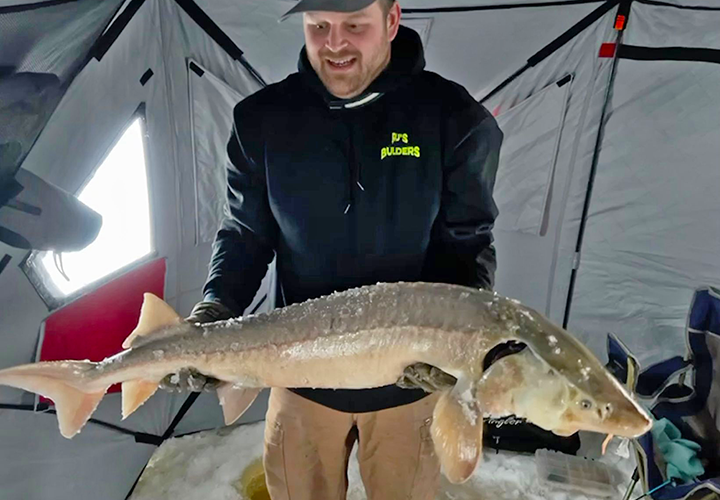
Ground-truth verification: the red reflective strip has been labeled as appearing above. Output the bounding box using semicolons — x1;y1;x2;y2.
599;43;617;58
614;14;626;31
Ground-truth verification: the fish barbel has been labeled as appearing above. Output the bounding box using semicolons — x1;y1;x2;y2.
0;281;652;483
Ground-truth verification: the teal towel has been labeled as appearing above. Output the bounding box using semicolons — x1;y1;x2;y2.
650;418;705;483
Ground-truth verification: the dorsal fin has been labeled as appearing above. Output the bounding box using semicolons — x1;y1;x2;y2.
122;293;183;349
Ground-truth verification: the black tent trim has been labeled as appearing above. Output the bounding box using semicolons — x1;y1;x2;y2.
89;0;267;86
404;0;605;14
189;60;205;77
618;45;720;64
0;0;77;14
636;0;720;11
480;0;621;103
93;0;148;61
175;0;243;60
140;68;154;85
174;0;268;87
0;402;163;444
0;254;10;277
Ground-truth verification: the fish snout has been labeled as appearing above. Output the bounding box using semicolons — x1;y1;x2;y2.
604;397;653;438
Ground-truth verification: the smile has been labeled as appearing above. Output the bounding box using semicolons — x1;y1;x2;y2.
327;58;356;70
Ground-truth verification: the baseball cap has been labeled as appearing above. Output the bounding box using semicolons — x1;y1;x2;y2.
279;0;378;22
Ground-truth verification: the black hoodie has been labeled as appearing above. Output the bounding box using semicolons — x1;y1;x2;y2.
203;26;503;413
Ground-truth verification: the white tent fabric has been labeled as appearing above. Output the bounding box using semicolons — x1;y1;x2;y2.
566;2;720;367
1;1;720;499
493;76;572;237
190;59;247;245
487;10;618;317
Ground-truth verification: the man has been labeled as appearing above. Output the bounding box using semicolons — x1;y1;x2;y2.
174;0;503;498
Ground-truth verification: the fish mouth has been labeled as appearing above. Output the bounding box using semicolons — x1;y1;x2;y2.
602;410;653;438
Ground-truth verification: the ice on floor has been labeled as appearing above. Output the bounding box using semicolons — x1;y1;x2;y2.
130;421;640;500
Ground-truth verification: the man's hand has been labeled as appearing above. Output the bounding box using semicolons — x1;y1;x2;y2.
397;363;457;393
160;367;222;393
158;300;235;393
185;300;237;324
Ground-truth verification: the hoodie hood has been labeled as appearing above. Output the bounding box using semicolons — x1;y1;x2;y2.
298;24;426;109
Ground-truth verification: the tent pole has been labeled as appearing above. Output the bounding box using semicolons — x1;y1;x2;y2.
562;2;630;329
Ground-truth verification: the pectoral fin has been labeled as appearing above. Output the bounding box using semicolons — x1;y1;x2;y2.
217;384;261;425
430;380;483;484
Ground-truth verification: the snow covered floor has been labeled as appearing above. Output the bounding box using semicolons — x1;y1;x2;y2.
130;421;641;500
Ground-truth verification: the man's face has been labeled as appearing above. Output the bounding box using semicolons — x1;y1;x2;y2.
303;1;400;99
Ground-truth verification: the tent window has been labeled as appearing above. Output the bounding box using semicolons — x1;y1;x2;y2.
22;109;153;309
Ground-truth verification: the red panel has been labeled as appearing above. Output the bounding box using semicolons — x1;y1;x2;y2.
599;43;617;58
39;257;166;400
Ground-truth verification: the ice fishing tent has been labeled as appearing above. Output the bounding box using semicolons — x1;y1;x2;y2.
0;0;719;498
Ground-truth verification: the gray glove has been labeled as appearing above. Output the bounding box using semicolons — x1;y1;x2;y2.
159;300;236;393
185;300;237;324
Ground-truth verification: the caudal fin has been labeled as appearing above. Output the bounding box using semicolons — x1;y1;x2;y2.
0;361;109;438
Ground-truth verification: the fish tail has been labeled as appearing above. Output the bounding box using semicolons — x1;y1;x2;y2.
0;361;108;438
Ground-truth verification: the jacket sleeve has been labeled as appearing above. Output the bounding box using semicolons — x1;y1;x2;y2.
423;88;503;290
202;100;279;315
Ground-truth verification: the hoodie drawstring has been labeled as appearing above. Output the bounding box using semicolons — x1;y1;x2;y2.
344;120;364;214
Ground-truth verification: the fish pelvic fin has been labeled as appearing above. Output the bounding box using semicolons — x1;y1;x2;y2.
0;361;107;438
122;293;183;349
121;379;160;419
216;385;261;425
430;380;483;484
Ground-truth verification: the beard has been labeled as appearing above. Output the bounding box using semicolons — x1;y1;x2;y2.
312;40;391;99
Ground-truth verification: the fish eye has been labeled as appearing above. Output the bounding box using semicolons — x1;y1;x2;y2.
580;399;593;410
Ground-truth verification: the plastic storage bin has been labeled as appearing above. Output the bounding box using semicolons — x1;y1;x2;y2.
535;448;616;497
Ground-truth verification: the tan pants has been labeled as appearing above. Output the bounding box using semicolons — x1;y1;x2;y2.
263;388;441;500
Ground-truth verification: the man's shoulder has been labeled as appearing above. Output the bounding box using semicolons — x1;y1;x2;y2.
416;71;491;117
232;73;304;114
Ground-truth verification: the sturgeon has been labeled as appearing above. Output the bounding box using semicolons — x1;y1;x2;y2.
0;281;651;483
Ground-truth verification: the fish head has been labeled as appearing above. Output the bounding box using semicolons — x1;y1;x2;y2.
552;381;652;438
501;302;653;439
507;358;652;438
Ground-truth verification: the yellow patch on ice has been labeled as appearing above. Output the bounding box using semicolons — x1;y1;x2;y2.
234;457;270;500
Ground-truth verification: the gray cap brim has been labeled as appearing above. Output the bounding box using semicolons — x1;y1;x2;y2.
279;0;378;22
